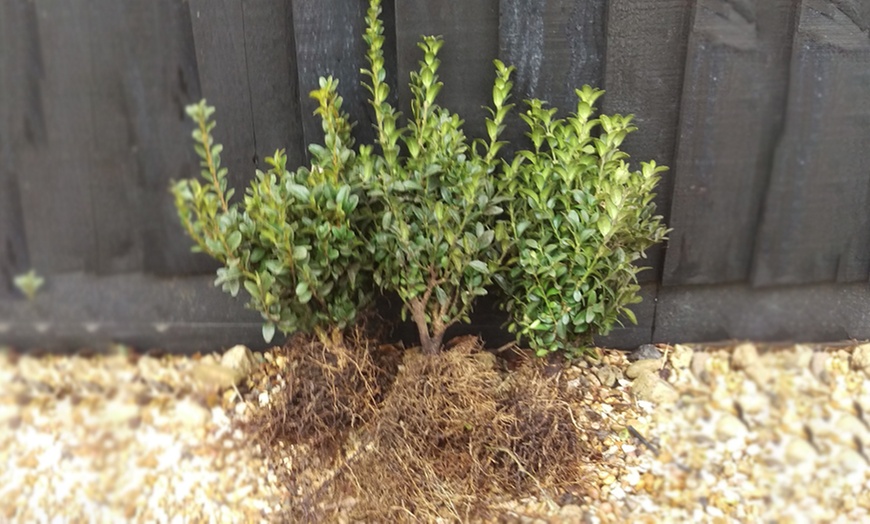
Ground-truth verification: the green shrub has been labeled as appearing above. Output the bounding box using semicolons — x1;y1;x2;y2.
171;80;372;343
496;87;669;357
171;0;667;357
358;0;514;354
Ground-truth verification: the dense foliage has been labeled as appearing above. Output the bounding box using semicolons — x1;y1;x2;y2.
497;87;668;356
171;0;667;356
357;0;513;354
171;84;371;343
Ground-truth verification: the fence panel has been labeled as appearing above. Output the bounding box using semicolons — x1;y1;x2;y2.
0;1;34;294
662;0;796;285
13;0;98;274
395;0;499;140
126;0;209;275
240;0;306;169
751;0;870;286
4;0;870;351
291;0;376;150
188;0;258;200
603;0;693;281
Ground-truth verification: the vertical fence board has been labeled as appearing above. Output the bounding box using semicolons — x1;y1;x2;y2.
0;1;32;296
604;0;693;282
498;0;607;148
752;0;870;286
241;0;306;167
122;0;213;275
662;0;796;285
188;0;257;200
14;0;98;274
395;0;499;140
291;0;374;152
82;1;147;274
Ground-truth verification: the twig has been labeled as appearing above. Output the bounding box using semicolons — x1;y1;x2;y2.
627;425;660;456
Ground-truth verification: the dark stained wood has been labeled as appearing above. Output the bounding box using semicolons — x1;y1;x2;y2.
7;0;870;353
291;0;374;153
13;0;98;274
498;0;607;151
82;1;146;274
0;273;263;353
655;281;870;343
752;0;870;286
240;0;306;168
663;0;797;285
0;1;33;296
604;0;693;282
394;0;500;140
595;283;658;349
118;0;214;275
499;0;606;107
188;0;257;201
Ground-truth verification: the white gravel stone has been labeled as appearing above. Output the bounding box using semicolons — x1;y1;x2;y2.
731;343;759;370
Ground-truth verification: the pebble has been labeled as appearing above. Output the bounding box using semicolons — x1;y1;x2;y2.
691;352;710;383
631;372;679;404
785;438;817;464
810;352;829;383
137;355;164;382
220;345;257;381
628;344;663;362
836;414;870;446
626;359;663;379
731;343;759;370
191;362;239;392
852;344;870;374
559;504;584;518
715;414;749;440
793;345;814;369
670;345;693;369
834;449;868;473
174;398;211;429
594;365;622;388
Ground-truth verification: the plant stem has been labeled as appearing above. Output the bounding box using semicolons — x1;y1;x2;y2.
198;116;228;212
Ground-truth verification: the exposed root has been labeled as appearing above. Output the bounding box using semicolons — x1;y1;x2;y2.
243;332;598;522
343;337;598;521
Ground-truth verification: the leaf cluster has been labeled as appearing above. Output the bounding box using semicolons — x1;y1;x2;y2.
358;0;515;353
171;85;371;343
497;87;669;356
170;0;668;356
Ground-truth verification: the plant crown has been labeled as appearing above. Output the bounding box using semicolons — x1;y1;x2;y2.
496;88;668;356
171;0;668;356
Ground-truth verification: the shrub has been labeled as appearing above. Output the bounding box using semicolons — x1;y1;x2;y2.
171;80;372;343
357;0;514;354
496;87;669;357
171;0;667;357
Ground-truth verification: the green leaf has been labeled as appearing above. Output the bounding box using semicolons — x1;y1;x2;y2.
262;322;276;343
250;247;266;263
292;246;309;261
336;185;350;206
227;231;242;251
243;280;259;298
286;183;310;201
468;260;488;273
597;216;611;237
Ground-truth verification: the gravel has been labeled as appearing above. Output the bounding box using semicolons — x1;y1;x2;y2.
2;341;869;522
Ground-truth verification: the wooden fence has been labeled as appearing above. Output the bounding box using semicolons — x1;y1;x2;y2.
2;0;870;352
